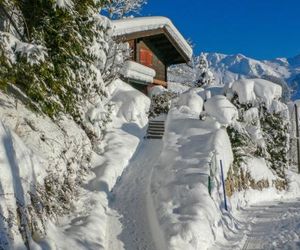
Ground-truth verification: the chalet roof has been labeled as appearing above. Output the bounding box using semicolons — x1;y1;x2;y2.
112;16;193;64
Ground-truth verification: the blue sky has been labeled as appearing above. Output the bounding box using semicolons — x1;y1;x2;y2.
141;0;300;60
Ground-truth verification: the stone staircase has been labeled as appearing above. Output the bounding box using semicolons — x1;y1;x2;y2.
146;120;165;139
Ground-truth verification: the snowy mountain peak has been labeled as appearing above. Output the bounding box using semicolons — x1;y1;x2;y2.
169;52;300;98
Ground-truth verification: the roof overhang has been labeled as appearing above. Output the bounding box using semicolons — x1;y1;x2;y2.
112;17;193;65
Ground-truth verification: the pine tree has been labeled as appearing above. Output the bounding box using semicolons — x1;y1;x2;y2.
195;54;215;87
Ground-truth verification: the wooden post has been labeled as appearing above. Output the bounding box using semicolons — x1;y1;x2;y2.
295;104;300;174
220;160;228;211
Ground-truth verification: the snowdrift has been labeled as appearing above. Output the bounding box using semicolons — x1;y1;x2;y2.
231;78;282;108
0;78;150;249
150;105;234;250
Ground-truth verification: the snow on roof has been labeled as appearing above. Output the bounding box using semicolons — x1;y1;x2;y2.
112;16;193;61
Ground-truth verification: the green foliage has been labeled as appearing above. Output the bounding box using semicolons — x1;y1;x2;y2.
149;91;178;118
0;0;111;121
226;125;249;169
260;106;289;177
228;94;290;179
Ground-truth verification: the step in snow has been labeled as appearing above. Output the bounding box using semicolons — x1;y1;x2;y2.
147;128;165;132
148;124;165;128
146;120;165;140
147;131;164;134
147;133;164;136
146;135;163;139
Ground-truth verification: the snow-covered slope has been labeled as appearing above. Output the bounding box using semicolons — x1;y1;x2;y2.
0;79;150;249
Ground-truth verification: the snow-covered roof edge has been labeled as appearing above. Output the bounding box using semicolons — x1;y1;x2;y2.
112;16;193;62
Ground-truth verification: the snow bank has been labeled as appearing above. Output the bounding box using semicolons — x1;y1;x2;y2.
0;91;92;249
0;77;150;249
109;79;150;128
176;89;204;116
0;122;46;249
243;157;276;181
150;106;234;250
232;79;256;104
205;95;238;125
112;16;193;61
231;78;282;108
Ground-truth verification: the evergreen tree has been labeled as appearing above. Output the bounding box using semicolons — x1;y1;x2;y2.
195;54;215;87
0;0;112;122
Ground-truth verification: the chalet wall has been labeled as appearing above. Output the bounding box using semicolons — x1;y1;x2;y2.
133;39;167;81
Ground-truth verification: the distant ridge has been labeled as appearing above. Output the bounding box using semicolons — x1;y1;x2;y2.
169;52;300;99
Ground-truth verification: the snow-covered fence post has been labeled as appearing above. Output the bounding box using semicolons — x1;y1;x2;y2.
220;160;228;211
295;104;300;174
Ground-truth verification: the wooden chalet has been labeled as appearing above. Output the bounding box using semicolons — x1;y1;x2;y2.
112;16;193;94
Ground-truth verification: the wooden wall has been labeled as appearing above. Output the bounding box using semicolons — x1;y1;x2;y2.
128;39;167;82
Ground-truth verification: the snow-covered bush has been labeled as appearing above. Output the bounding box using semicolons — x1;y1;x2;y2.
149;91;178;118
261;75;291;103
226;83;289;194
195;54;215;87
176;89;204;116
204;95;238;125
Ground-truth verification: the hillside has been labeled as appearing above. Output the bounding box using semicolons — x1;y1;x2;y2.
1;1;300;249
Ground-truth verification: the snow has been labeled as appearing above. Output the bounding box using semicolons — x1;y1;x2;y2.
0;77;150;249
54;0;74;9
212;200;300;250
109;78;150;127
122;60;156;78
204;95;238;125
0;32;47;66
243;107;259;123
168;82;191;94
107;140;162;250
253;78;282;107
0;121;46;249
148;85;166;97
149;103;234;250
120;60;155;84
176;89;204;116
242;157;276;181
231;78;282;108
0;91;92;249
112;16;193;61
50;79;150;249
232;79;256;104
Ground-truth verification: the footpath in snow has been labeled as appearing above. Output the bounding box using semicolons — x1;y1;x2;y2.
106;139;163;250
211;199;300;250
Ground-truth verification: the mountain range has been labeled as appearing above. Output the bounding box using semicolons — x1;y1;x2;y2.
169;52;300;99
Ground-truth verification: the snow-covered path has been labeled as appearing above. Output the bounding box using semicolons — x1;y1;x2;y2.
106;139;162;250
242;200;300;250
213;199;300;250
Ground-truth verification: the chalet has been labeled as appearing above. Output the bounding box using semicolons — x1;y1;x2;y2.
112;16;193;94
